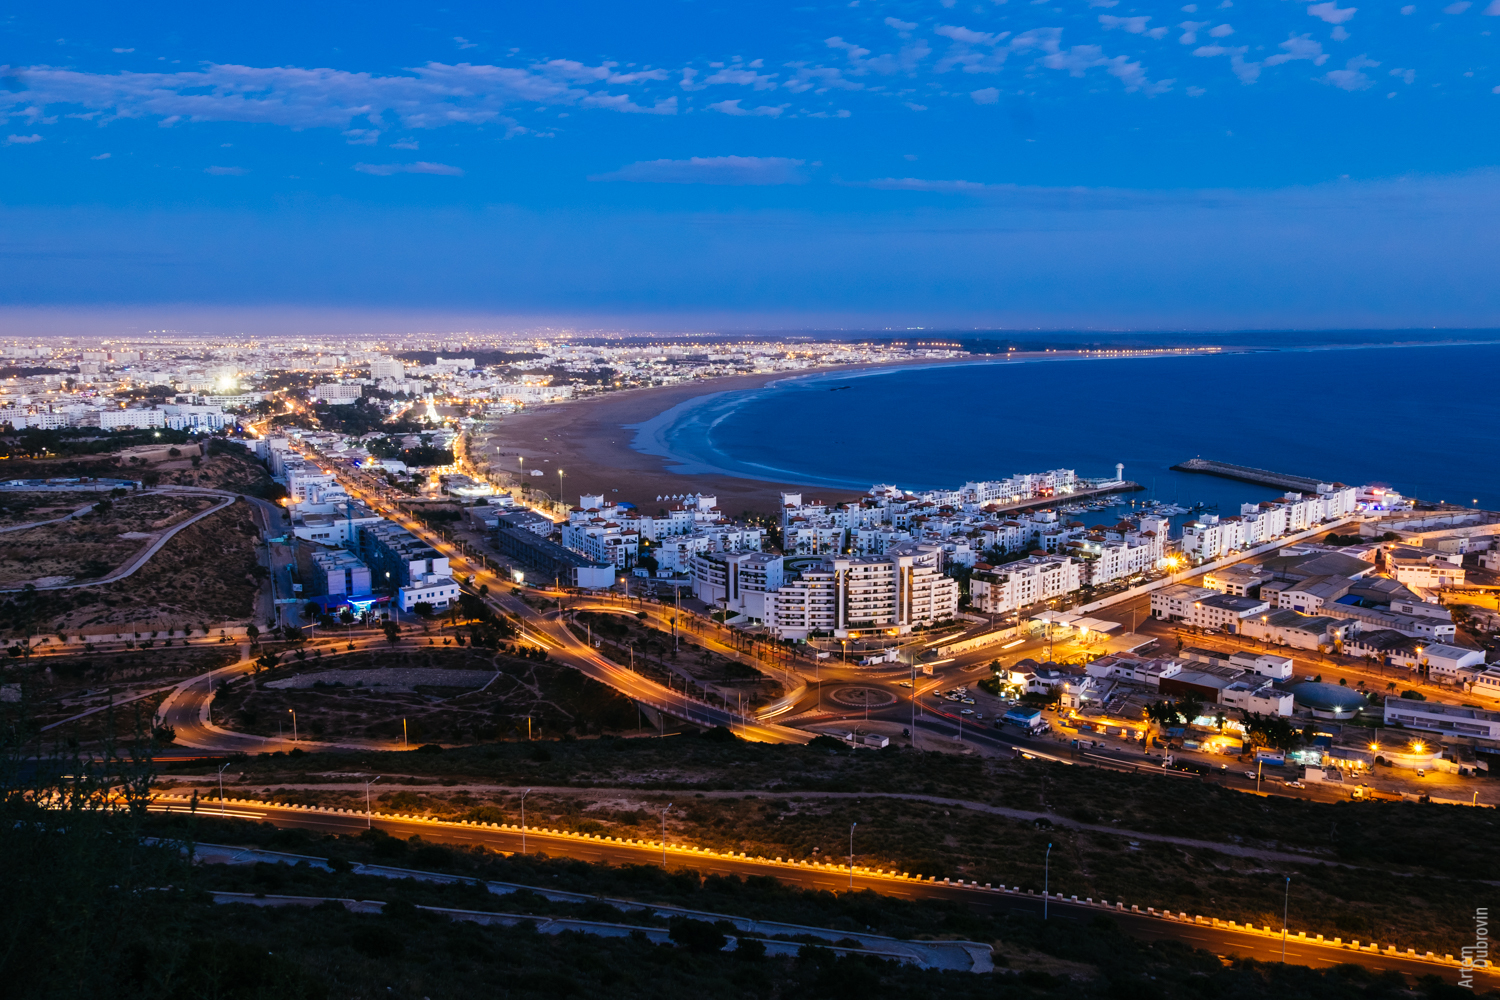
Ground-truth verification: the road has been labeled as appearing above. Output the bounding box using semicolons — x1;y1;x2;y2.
0;487;238;594
320;458;811;744
148;793;1484;983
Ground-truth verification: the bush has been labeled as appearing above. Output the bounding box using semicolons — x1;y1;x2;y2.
668;916;727;954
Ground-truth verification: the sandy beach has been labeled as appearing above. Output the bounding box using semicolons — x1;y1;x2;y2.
470;349;1233;516
473;368;866;517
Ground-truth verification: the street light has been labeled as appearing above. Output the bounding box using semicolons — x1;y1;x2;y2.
521;788;530;854
1281;876;1291;962
1044;842;1052;920
288;708;297;743
661;803;672;867
849;822;858;889
365;776;381;828
217;761;231;817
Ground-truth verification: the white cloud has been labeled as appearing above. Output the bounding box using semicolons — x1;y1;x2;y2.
781;64;863;93
936;24;1003;45
91;151;111;159
903;101;929;110
1331;25;1350;39
1179;20;1210;43
1486;0;1500;13
706;98;787;117
0;60;682;135
1041;45;1170;93
1186;85;1206;95
1264;34;1329;67
826;34;932;75
1323;54;1379;90
342;128;380;145
970;86;1000;103
1099;15;1153;33
1307;2;1357;23
353;161;463;176
860;177;992;192
4;133;43;144
454;37;478;50
390;139;419;149
204;165;247;175
589;155;808;185
1444;1;1472;12
1209;23;1235;36
884;16;917;33
112;47;134;53
1401;4;1416;11
1390;67;1416;83
703;67;780;90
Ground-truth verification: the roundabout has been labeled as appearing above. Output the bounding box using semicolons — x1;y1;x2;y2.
827;685;899;709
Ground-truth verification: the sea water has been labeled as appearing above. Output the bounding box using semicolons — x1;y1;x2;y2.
628;342;1500;518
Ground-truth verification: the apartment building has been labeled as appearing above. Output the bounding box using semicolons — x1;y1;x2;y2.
308;549;373;600
766;545;958;639
357;522;450;588
969;554;1084;615
691;551;785;619
1150;584;1216;621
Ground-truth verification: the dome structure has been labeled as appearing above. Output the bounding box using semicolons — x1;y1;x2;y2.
1287;681;1369;719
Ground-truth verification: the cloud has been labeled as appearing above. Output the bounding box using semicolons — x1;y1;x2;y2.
4;133;43;144
702;67;779;90
590;155;808;185
1041;46;1171;93
389;139;419;149
826;34;932;75
1178;21;1209;43
111;47;134;54
453;37;478;50
781;64;863;93
970;87;1000;103
706;98;787;117
0;60;679;135
1323;54;1379;90
204;165;246;175
1209;24;1235;36
860;177;992;192
884;16;918;33
342;128;380;145
1307;2;1358;23
91;151;111;159
1099;15;1159;34
353;161;463;176
1486;0;1500;13
1444;1;1472;12
903;100;929;110
1264;34;1329;67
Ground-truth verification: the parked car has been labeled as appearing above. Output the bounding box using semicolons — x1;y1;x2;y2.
1243;771;1256;779
960;708;975;715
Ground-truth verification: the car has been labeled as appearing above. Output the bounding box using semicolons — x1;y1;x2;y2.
1244;771;1257;779
975;713;984;720
897;680;912;688
1285;780;1305;788
960;708;974;715
961;698;976;705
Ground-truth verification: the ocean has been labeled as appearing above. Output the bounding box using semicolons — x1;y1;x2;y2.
628;342;1500;520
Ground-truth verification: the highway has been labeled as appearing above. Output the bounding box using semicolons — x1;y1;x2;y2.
148;793;1484;983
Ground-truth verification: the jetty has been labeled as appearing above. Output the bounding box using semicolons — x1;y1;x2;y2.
985;481;1144;516
1171;459;1325;493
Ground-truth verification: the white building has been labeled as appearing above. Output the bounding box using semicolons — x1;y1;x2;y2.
1150;584;1216;621
766;545;959;639
368;357;405;380
313;383;362;405
691;551;785;620
397;574;461;612
968;554;1084;615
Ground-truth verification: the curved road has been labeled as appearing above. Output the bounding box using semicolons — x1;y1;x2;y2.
146;793;1484;984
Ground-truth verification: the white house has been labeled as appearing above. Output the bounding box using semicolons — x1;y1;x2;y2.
397;574;461;612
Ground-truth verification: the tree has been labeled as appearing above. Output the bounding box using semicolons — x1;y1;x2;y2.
383;620;401;646
246;623;260;644
1175;693;1205;727
413;601;434;617
254;650;280;673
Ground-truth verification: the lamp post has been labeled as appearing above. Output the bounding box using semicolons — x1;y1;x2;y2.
365;776;380;828
848;822;858;889
521;788;530;854
217;761;230;817
1044;842;1052;919
661;803;672;867
1281;876;1291;962
288;708;297;743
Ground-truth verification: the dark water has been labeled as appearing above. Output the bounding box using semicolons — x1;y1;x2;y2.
628;343;1500;517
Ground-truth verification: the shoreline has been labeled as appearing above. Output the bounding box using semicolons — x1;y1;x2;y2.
469;348;1226;514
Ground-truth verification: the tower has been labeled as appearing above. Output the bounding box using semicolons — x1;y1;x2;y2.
1115;463;1125;482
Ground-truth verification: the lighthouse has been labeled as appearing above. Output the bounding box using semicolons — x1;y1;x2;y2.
1115;463;1124;482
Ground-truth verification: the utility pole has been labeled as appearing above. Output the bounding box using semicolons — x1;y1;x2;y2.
217;761;230;817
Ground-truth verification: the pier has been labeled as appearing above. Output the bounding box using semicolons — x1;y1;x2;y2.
985;481;1144;516
1171;458;1325;493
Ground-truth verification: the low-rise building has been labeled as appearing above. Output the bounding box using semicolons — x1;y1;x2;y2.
1383;696;1500;740
494;524;615;589
1184;593;1271;633
309;549;373;600
1151;584;1216;622
397;574;461;612
1239;608;1353;650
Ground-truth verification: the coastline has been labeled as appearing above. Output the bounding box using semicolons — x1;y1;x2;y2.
469;348;1229;513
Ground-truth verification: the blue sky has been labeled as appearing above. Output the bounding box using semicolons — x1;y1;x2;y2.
4;0;1500;332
